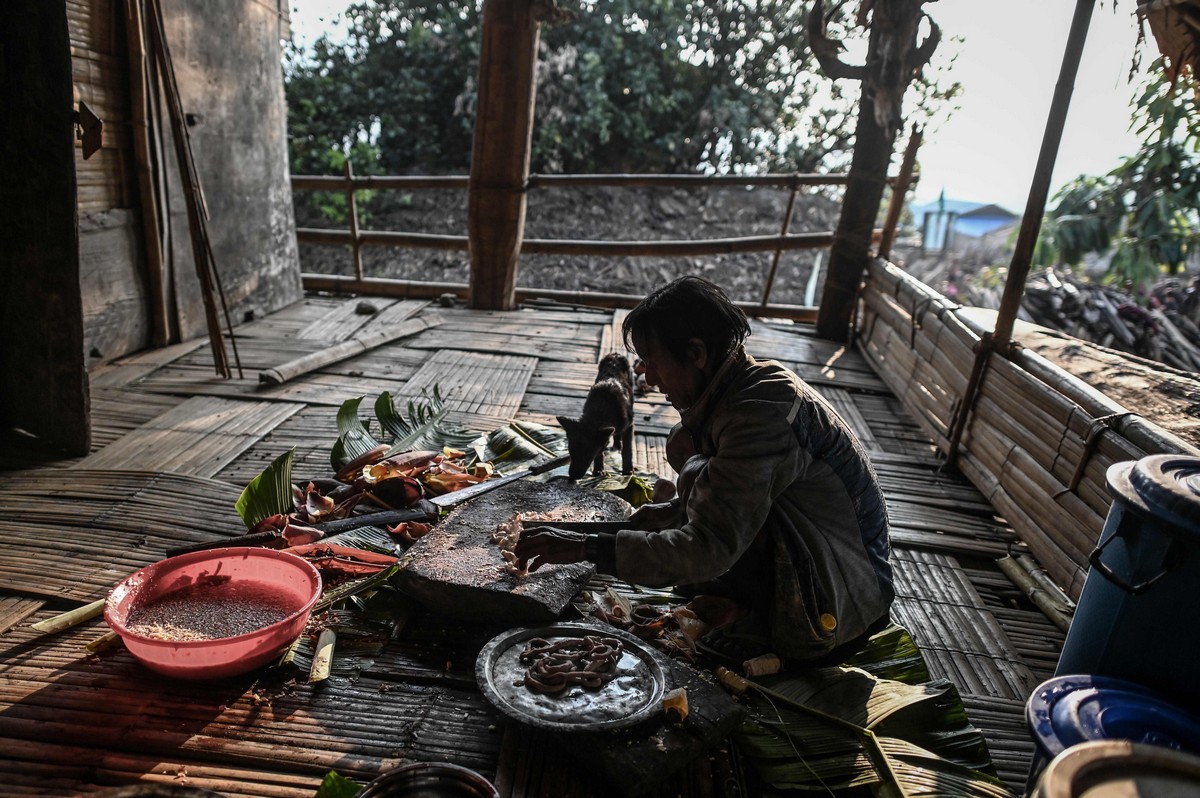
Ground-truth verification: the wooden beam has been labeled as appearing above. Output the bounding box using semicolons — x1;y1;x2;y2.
467;0;542;310
0;0;90;455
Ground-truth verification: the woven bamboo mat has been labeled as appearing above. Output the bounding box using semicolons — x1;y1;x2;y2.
404;308;603;363
960;694;1037;791
0;597;42;635
395;349;538;431
0;470;245;601
0;617;503;797
214;405;343;487
891;549;1039;701
90;388;186;453
297;297;403;340
78;396;304;477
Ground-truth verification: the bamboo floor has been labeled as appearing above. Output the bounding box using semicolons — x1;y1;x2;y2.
0;296;1063;796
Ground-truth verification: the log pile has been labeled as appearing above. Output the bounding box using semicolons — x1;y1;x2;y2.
966;270;1200;372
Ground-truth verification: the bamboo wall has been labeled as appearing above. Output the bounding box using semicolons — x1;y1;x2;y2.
859;259;1200;600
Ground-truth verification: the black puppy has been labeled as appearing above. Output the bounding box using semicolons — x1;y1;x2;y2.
557;353;635;479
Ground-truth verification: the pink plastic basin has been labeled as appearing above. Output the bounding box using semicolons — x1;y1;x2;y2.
104;547;322;680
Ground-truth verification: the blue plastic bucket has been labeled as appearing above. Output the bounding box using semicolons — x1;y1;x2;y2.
1055;454;1200;709
1024;674;1200;790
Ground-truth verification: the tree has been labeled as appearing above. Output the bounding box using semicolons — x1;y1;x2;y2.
284;0;884;176
812;0;941;341
1042;60;1200;290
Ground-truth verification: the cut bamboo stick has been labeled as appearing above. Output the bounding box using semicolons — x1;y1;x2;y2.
29;599;104;634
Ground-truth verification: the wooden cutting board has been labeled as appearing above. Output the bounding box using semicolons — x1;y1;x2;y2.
393;479;631;624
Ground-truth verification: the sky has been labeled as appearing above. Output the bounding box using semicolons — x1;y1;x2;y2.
288;1;1152;213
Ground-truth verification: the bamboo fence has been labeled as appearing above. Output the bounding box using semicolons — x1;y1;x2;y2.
860;259;1200;600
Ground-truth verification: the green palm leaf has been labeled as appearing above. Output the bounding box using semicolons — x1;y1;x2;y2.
375;387;478;453
235;448;295;529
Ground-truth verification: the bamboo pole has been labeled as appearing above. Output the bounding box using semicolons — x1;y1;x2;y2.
877;125;922;261
259;316;441;385
760;182;800;306
992;0;1096;350
345;160;364;281
145;0;242;378
297;227;868;257
290;171;908;192
123;0;169;348
299;273;820;321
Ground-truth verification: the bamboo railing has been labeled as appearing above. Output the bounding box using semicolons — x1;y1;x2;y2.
859;258;1200;600
292;169;909;321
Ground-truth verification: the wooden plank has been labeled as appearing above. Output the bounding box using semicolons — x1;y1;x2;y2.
78;396;303;476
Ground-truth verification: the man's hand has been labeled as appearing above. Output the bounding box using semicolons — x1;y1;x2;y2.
515;526;587;572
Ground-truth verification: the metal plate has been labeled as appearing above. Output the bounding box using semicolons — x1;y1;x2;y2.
476;621;666;732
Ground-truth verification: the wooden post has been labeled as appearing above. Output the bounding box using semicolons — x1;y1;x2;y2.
346;159;364;281
877;125;922;262
992;0;1096;350
467;0;542;310
0;0;90;455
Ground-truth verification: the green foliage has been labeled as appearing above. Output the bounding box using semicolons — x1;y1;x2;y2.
235;448;296;529
284;0;957;177
330;388;476;471
314;771;363;798
1042;60;1200;290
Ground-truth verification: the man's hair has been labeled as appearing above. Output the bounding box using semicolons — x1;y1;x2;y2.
622;275;751;362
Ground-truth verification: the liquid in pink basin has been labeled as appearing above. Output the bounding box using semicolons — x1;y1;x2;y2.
105;547;322;680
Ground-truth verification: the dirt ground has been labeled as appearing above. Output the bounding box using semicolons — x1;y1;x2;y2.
297;187;1200;450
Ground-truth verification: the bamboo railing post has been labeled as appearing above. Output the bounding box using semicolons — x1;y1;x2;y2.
877;125;922;262
466;0;542;310
945;0;1094;466
345;160;364;281
761;177;800;307
992;0;1095;351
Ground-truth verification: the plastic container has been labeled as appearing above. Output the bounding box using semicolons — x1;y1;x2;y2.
357;763;499;798
1031;740;1200;798
104;547;321;680
1024;674;1200;790
1056;454;1200;709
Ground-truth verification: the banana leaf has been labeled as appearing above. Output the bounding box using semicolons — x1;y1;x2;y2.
578;471;655;507
235;448;295;530
844;624;931;685
375;387;477;453
735;665;1011;796
467;419;567;468
330;396;380;471
315;771;362;798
